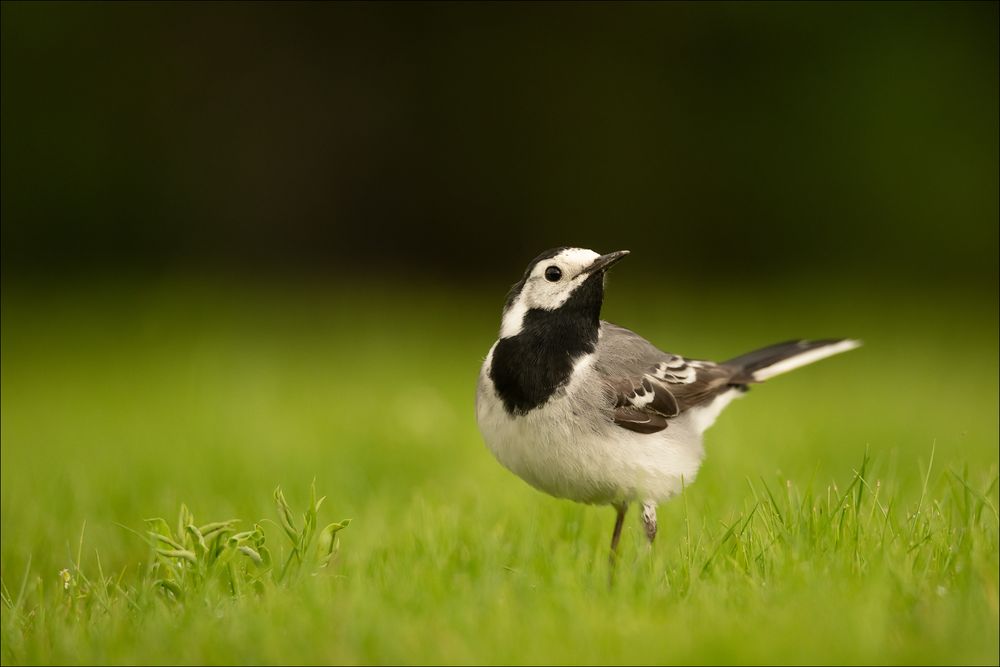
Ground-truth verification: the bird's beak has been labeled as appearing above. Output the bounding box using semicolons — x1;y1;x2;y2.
583;250;630;275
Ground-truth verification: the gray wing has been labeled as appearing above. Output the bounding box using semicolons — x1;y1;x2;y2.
595;322;738;434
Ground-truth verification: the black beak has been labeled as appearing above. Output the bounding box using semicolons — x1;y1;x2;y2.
583;250;630;275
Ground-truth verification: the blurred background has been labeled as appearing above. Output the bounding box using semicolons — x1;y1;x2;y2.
1;1;996;283
3;0;998;523
0;3;998;662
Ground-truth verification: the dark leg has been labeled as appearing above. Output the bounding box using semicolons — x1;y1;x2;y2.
640;501;657;545
609;502;628;575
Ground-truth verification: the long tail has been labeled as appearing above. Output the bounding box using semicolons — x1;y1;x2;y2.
724;338;861;383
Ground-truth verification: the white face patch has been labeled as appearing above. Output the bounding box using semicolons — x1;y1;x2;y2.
500;248;602;338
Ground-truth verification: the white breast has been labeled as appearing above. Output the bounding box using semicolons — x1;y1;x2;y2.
475;345;716;506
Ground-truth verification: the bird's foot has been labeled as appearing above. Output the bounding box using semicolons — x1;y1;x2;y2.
640;501;657;545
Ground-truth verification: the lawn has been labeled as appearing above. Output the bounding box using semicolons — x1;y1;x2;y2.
1;274;997;665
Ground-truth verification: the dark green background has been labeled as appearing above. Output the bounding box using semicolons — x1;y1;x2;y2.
2;1;997;285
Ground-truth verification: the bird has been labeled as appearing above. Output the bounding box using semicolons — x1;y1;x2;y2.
475;247;860;568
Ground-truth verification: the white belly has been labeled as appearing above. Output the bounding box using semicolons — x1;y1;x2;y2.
475;358;732;505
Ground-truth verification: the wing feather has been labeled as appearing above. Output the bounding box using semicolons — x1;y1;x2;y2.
598;322;738;435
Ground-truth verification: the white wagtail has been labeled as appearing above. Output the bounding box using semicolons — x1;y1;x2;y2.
475;247;860;564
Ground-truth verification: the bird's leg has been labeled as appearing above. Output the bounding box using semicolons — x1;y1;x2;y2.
640;501;657;546
609;502;628;574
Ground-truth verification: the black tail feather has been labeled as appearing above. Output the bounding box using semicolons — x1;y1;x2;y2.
724;339;852;383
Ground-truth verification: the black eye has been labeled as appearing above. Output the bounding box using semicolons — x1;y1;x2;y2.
544;265;562;282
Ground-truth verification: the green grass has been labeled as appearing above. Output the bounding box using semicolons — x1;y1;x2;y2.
1;275;998;665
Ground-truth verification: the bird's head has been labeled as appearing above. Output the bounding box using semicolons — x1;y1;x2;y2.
499;247;629;339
